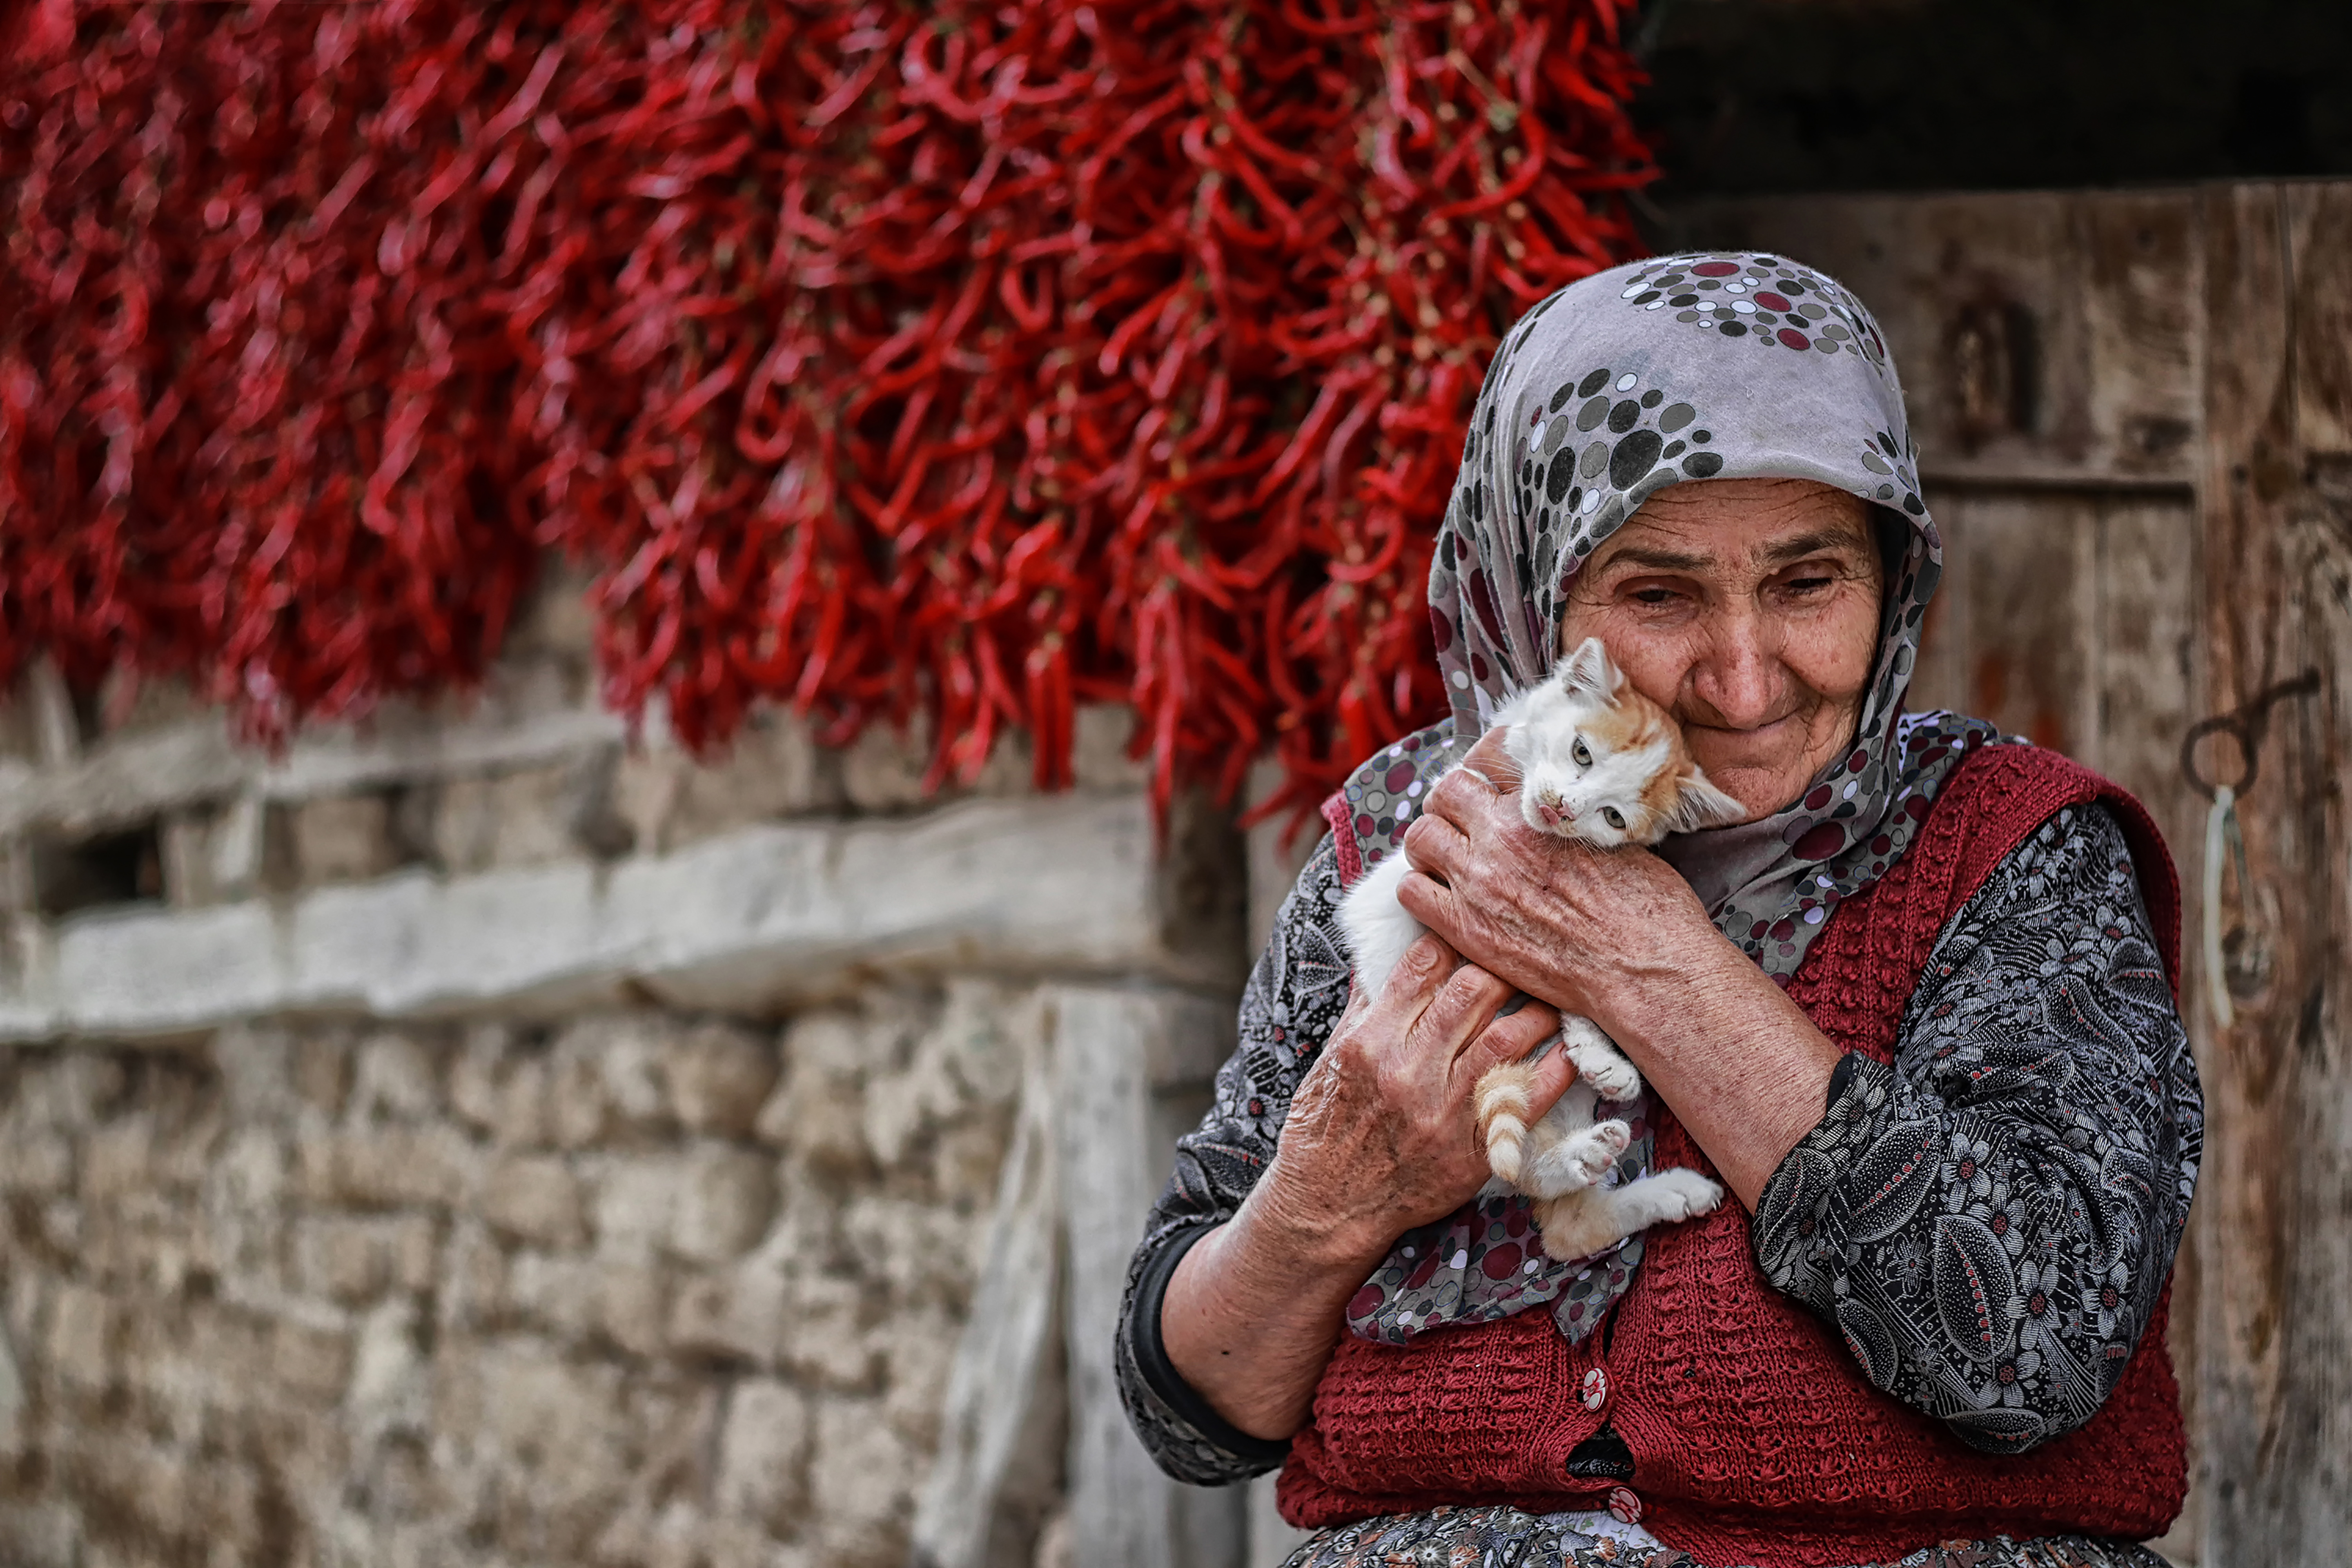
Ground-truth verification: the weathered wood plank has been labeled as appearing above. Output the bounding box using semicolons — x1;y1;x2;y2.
2284;185;2352;456
2094;495;2204;856
1927;489;2101;754
2190;180;2352;1568
1671;191;2202;488
1051;985;1245;1568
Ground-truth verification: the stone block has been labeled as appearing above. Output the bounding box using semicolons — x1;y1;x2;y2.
715;1377;810;1530
758;1013;871;1172
841;1196;973;1314
591;1158;678;1261
0;1129;71;1194
437;1221;509;1334
877;1311;958;1450
159;809;218;908
469;1342;631;1552
673;1149;777;1265
550;1014;673;1149
659;711;836;849
329;1125;480;1211
666;1022;779;1138
348;1298;429;1435
1071;702;1151;791
350;1030;440;1122
482;1154;584;1248
292;1032;353;1117
46;1285;111;1390
807;1397;920;1568
211;1022;294;1120
774;1272;881;1393
294;1215;438;1306
432;763;575;873
506;1250;597;1344
446;1023;510;1134
593;1261;668;1359
494;1054;554;1149
270;1314;354;1402
0;1501;80;1568
290;792;399;884
208;791;267;900
838;717;932;813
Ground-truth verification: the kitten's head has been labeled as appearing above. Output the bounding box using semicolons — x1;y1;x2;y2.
1497;637;1748;848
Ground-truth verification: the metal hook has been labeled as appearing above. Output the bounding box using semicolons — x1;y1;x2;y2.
2180;670;2322;802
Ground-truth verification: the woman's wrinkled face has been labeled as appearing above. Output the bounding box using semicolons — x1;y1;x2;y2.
1557;477;1884;824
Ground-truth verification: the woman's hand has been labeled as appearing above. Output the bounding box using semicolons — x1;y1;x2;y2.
1398;726;1844;1210
1261;935;1568;1261
1396;729;1723;1024
1160;935;1564;1441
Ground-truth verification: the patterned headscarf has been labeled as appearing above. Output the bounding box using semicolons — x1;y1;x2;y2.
1335;251;2005;1346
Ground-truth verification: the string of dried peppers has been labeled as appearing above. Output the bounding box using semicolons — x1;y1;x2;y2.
0;0;1653;822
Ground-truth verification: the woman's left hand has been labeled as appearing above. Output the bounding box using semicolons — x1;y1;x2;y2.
1396;727;1721;1028
1398;726;1847;1210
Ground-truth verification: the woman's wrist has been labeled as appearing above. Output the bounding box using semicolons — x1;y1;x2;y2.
1244;1146;1399;1283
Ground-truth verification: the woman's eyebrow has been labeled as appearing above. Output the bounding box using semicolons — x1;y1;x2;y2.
1761;528;1868;566
1602;545;1714;573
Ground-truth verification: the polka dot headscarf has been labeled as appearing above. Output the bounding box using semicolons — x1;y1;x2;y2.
1350;249;2005;983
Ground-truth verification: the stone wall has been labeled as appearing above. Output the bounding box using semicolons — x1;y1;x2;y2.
0;985;1062;1568
0;572;1302;1568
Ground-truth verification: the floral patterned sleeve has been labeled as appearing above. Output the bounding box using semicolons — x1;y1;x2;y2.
1113;833;1357;1485
1754;802;2204;1455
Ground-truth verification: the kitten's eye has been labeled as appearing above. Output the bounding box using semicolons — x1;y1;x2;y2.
1572;739;1592;768
1601;807;1626;829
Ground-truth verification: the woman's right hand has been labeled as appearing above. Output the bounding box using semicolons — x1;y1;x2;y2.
1159;934;1567;1441
1258;935;1570;1266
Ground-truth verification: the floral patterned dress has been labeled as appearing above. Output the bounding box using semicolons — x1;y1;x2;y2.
1112;803;2202;1568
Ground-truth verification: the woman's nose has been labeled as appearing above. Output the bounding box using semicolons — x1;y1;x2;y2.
1693;613;1783;727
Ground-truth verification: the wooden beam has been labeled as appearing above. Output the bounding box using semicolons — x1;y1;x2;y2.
1050;985;1245;1568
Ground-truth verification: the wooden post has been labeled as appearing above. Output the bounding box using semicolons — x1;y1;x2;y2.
1050;984;1247;1568
2190;181;2352;1568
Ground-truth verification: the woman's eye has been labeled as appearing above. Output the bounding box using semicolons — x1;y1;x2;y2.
1631;588;1679;606
1572;739;1592;768
1786;575;1833;594
1602;806;1626;829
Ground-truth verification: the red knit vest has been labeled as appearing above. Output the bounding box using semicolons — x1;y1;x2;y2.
1281;745;2188;1568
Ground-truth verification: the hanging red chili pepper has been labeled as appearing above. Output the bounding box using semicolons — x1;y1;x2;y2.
0;0;1654;830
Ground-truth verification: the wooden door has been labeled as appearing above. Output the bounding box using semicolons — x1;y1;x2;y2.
1679;182;2352;1568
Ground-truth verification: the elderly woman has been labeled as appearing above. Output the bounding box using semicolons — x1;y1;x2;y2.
1113;254;2201;1568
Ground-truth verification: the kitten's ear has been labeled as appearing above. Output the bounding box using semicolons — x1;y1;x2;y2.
1667;769;1749;833
1558;636;1625;702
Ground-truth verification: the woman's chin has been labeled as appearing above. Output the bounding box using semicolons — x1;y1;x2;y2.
1690;760;1813;823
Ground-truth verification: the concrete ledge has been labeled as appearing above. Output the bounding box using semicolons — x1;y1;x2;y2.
3;794;1230;1042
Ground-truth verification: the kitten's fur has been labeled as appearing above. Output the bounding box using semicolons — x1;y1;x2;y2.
1339;638;1747;1262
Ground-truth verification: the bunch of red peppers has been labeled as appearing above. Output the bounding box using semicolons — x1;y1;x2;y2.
0;0;1652;821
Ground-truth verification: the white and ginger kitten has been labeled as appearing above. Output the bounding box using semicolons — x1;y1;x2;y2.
1339;637;1748;1263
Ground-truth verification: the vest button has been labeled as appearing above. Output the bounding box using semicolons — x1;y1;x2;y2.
1608;1486;1642;1525
1580;1368;1608;1410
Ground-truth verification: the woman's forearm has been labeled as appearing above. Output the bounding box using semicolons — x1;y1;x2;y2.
1160;1163;1392;1441
1601;927;1843;1209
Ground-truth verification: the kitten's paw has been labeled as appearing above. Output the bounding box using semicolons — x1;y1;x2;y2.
1579;1053;1643;1102
1646;1167;1726;1224
1561;1017;1642;1102
1521;1120;1631;1198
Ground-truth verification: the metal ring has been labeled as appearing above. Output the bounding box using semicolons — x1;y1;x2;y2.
2178;670;2321;802
2179;715;2256;801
